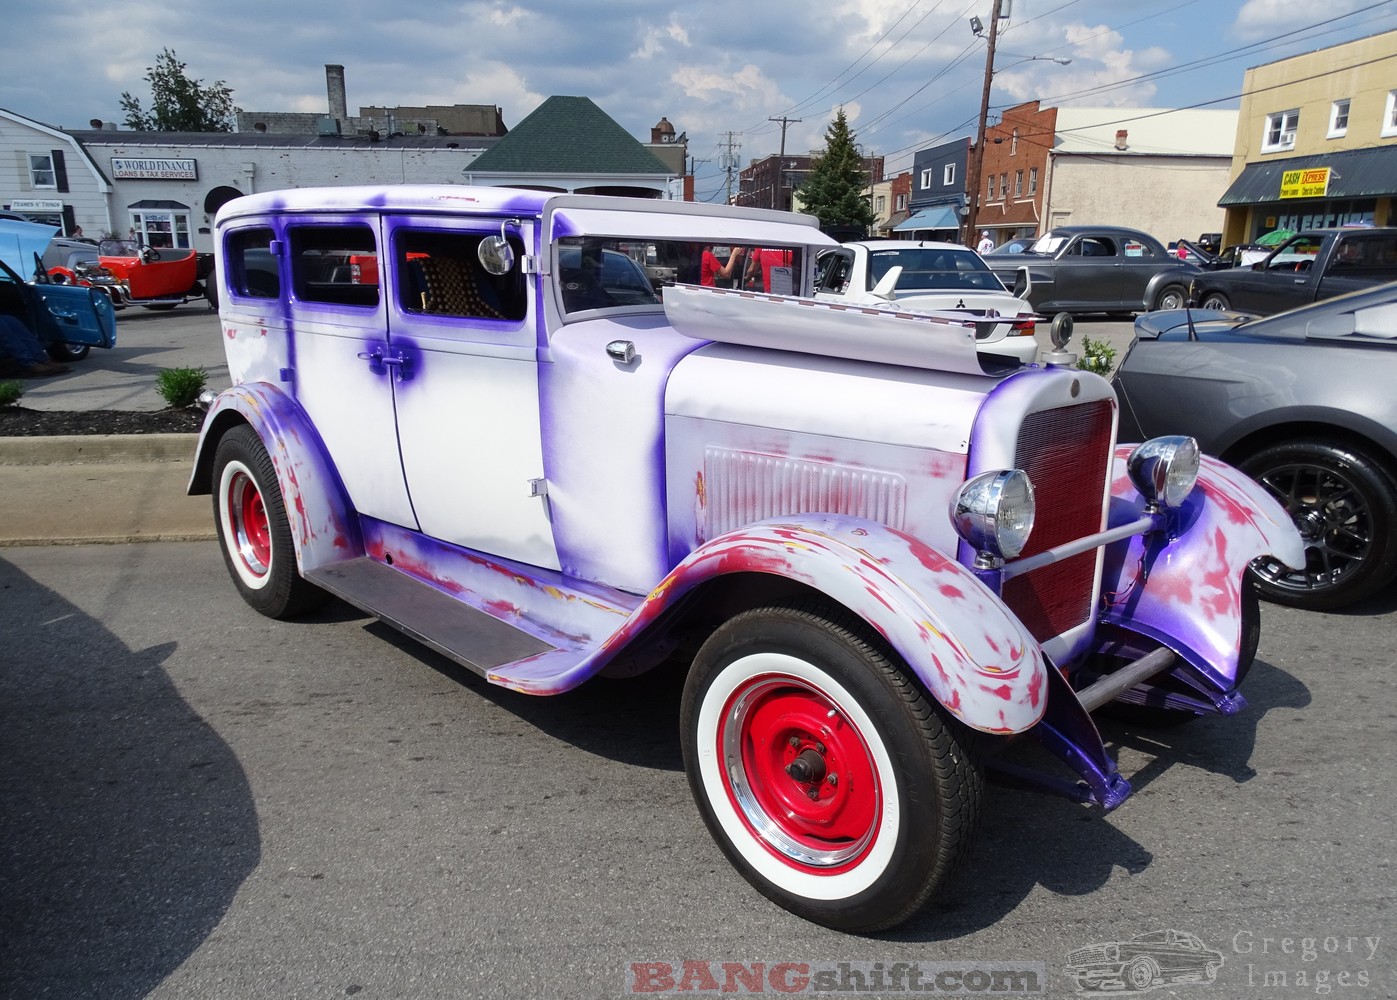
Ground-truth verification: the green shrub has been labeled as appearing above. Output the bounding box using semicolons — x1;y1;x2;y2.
156;366;208;408
1077;335;1117;377
0;380;24;407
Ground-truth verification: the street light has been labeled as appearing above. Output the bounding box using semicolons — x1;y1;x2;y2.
963;0;1068;246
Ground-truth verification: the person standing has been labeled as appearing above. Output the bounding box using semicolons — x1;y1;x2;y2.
977;231;995;254
701;245;745;287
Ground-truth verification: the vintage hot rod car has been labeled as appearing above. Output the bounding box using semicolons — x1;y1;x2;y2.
192;186;1301;932
95;238;209;309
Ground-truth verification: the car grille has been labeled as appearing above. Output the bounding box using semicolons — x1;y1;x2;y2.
1002;399;1114;642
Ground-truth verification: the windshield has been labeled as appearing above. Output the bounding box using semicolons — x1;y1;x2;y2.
99;239;143;257
554;236;807;315
866;247;1005;292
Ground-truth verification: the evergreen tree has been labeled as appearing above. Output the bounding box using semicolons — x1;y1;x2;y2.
119;49;238;132
795;109;875;234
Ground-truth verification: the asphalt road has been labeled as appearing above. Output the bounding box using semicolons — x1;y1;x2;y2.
2;542;1393;1000
18;302;1138;414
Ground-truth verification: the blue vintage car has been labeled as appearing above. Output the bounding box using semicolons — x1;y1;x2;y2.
0;219;116;366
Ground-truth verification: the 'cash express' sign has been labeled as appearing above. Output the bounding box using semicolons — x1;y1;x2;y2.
1280;167;1331;199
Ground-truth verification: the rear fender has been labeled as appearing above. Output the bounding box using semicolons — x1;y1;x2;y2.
1100;449;1303;687
189;383;362;573
658;516;1047;734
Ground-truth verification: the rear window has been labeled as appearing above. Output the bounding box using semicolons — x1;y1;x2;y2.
226;227;280;300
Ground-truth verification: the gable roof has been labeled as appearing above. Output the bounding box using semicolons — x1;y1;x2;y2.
467;96;671;175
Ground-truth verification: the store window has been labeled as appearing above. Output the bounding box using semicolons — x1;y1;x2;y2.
130;207;193;249
1328;99;1350;138
28;153;56;188
1263;110;1299;152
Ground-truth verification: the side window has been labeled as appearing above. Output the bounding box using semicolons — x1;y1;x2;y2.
227;227;280;299
288;224;380;307
816;251;853;293
396;229;526;321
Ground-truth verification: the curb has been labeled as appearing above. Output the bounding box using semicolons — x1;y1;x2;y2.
0;433;213;546
0;432;199;466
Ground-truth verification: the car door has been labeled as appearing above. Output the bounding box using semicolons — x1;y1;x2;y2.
283;217;418;530
382;215;559;570
1053;235;1123;309
1226;235;1322;313
0;258;116;349
1117;236;1167;308
32;280;117;348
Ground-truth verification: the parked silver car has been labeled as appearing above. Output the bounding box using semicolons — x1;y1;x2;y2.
1115;282;1397;610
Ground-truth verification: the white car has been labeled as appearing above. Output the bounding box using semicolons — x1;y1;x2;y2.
814;240;1039;364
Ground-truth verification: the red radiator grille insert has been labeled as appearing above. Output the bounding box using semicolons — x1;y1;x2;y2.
1003;399;1114;642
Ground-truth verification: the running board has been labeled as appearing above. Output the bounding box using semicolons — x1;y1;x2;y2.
306;557;554;677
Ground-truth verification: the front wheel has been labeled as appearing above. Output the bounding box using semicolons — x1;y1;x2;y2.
1241;439;1397;610
680;603;982;932
1199;290;1230;311
46;341;90;363
212;426;329;619
1152;284;1186;310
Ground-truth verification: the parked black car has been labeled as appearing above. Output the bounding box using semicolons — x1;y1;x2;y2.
984;225;1200;315
1115;282;1397;610
1185;227;1397;315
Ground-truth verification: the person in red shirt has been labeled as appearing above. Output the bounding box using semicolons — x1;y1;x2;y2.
701;245;746;287
743;247;794;292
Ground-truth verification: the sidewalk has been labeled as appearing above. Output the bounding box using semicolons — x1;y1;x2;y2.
0;433;214;546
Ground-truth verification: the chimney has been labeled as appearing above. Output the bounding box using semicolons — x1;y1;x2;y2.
1114;129;1128;151
326;64;348;125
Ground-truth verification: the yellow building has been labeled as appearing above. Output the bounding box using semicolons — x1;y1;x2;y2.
1219;30;1397;247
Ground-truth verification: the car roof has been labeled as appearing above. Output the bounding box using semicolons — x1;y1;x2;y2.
1045;225;1158;238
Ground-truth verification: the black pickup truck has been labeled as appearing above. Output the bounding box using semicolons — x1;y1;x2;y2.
1180;226;1397;315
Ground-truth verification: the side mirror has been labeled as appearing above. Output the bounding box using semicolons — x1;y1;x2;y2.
1011;266;1031;300
478;219;517;275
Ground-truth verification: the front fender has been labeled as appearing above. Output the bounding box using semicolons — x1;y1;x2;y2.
1100;449;1303;687
657;517;1047;734
189;383;362;574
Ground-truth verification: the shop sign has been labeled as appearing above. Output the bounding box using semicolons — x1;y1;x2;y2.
1280;166;1330;199
111;157;199;180
8;199;64;212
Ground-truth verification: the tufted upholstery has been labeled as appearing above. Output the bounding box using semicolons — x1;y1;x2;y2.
416;255;503;319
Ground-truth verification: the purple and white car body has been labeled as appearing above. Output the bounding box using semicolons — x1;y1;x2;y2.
191;185;1302;931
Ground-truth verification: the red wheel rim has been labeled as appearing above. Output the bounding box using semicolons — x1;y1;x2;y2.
718;673;881;872
226;469;271;579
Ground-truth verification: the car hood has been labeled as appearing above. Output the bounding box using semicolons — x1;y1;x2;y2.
1132;307;1255;340
0;218;60;279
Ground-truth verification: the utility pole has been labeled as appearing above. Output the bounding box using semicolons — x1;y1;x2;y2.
720;131;742;205
965;0;1003;247
769;116;802;209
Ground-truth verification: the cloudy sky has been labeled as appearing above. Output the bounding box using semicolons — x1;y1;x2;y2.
4;0;1395;200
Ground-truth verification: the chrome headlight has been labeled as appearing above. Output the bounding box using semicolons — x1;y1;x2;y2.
950;469;1036;563
1127;436;1200;509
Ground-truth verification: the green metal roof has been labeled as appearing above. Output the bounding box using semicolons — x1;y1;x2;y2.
1219;145;1397;205
467;96;671;175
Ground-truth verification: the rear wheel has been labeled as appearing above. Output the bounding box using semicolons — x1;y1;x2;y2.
1199;290;1230;310
1152;284;1186;310
1241;439;1397;610
212;426;329;619
680;603;982;932
46;341;90;363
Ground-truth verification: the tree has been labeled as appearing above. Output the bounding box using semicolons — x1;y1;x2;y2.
794;109;875;235
119;48;238;132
